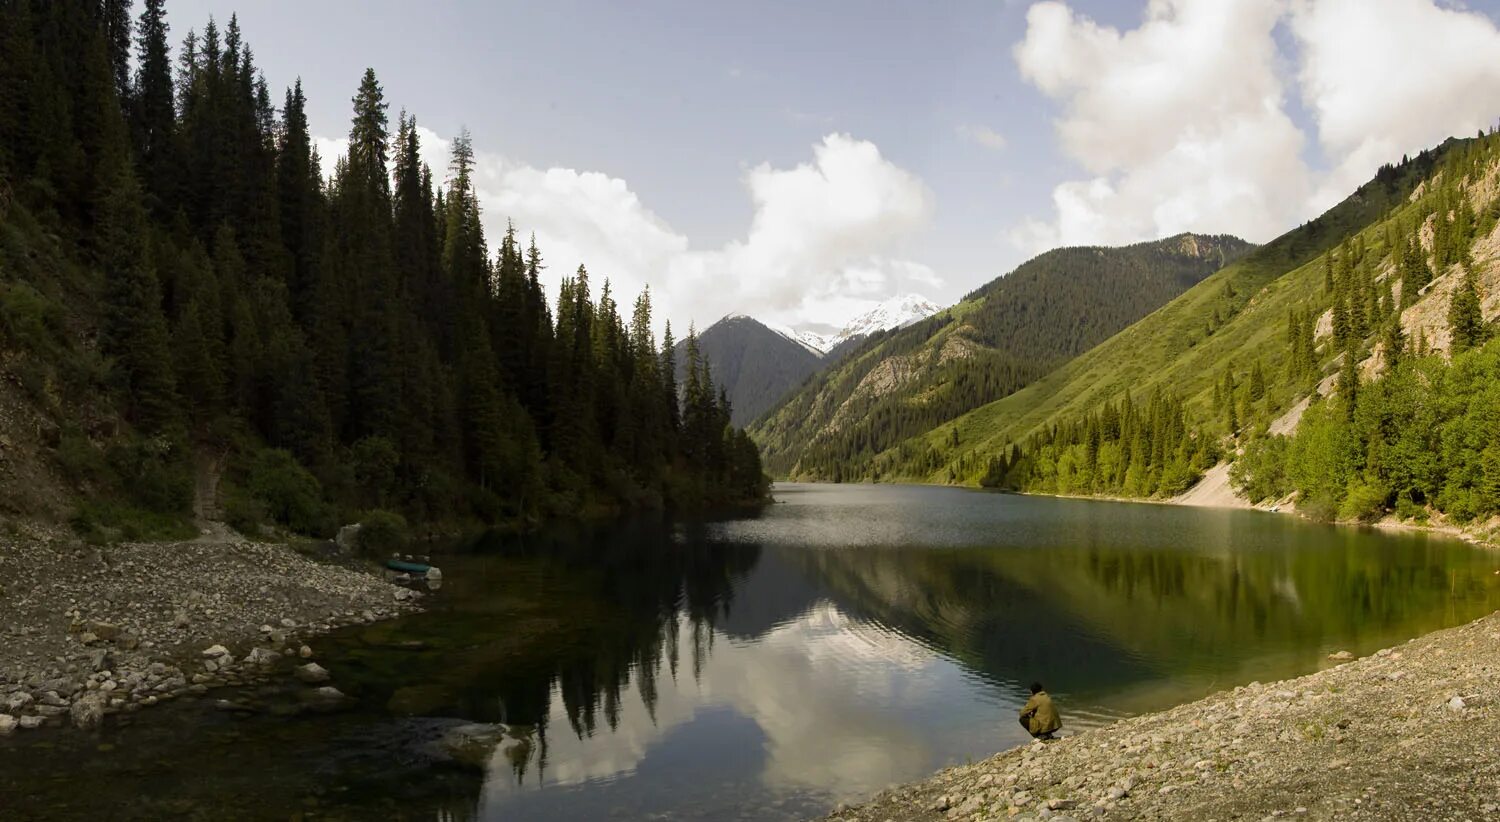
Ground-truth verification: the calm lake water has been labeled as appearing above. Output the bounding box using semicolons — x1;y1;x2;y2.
4;483;1500;820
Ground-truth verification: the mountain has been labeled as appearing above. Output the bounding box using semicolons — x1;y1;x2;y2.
750;233;1255;479
678;316;825;427
899;135;1500;531
786;294;942;354
682;296;943;428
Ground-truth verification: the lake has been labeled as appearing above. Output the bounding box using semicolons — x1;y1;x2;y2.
3;483;1498;820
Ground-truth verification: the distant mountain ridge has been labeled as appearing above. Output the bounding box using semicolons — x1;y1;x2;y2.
749;232;1256;479
684;295;943;427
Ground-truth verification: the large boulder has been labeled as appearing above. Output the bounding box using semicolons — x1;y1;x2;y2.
335;523;363;553
70;692;107;730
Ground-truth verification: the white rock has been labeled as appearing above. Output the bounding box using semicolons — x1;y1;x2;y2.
1447;696;1466;712
70;692;106;730
294;662;330;684
201;644;229;658
0;714;15;735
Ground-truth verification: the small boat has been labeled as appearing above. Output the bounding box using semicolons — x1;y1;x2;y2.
386;559;432;574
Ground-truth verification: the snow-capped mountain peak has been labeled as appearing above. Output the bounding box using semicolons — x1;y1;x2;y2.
837;294;942;342
758;294;941;356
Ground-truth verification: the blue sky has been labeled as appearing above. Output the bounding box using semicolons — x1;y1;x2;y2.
162;0;1500;334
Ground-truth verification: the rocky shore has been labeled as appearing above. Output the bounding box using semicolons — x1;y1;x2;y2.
0;528;421;735
825;608;1500;821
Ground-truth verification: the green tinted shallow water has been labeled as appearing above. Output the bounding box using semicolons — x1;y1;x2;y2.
2;483;1498;820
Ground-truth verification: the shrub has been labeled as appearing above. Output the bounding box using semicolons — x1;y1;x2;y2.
106;437;192;515
1230;435;1291;503
357;509;409;555
245;449;332;535
1338;477;1390;522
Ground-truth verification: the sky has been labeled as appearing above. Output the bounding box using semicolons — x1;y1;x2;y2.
159;0;1500;336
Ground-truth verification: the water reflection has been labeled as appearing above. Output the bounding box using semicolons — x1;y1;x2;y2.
2;484;1498;821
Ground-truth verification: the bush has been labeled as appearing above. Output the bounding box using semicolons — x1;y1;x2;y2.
245;449;332;535
223;488;268;537
54;431;109;488
70;500;196;544
0;281;63;354
357;509;409;555
1394;490;1428;523
1299;492;1339;523
1338;477;1390;522
1230;435;1291;503
106;437;192;515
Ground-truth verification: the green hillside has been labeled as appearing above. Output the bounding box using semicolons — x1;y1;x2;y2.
902;134;1498;527
750;233;1253;479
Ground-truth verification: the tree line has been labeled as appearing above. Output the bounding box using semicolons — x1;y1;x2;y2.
0;0;765;539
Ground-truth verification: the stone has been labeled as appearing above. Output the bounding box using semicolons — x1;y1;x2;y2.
425;566;443;582
17;715;43;729
1106;787;1128;801
70;692;107;730
335;523;363;553
280;618;296;629
929;795;951;812
1447;696;1467;712
1048;799;1080;810
173;611;190;628
299;645;313;659
244;647;282;666
0;714;15;735
201;644;229;658
1328;650;1355;661
1;692;33;713
393;588;413;602
84;621;121;642
294;663;330;684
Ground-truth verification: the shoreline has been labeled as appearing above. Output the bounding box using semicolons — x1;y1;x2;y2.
779;478;1500;551
825;605;1500;821
0;527;422;736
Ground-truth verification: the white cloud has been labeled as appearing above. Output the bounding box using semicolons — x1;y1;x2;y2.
957;124;1009;151
315;130;937;333
1290;0;1500;211
1011;0;1500;256
1011;0;1311;252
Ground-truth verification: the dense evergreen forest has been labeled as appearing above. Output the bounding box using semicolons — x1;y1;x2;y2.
982;138;1498;527
0;0;765;540
753;233;1250;481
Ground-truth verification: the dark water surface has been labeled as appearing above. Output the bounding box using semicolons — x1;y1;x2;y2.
4;483;1499;820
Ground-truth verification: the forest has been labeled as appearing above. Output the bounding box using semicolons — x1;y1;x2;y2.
0;0;766;541
982;138;1496;527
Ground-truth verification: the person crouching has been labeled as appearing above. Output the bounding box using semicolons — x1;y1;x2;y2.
1018;681;1061;740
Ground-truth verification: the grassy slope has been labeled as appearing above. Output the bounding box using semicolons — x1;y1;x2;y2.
911;143;1457;483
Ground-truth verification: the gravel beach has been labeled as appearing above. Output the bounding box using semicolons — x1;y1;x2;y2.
0;528;420;735
825;608;1500;821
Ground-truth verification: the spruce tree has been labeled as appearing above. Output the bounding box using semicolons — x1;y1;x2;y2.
132;0;178;216
1448;266;1487;353
99;166;178;432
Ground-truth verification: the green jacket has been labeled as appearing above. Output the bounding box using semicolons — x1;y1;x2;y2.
1020;691;1061;735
